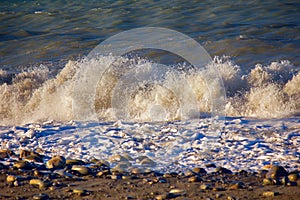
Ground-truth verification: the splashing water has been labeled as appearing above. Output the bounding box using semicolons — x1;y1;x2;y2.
0;55;299;126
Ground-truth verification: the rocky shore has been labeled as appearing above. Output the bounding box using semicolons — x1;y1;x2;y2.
0;149;299;200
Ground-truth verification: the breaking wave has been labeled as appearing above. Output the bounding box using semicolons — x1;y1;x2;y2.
0;56;299;125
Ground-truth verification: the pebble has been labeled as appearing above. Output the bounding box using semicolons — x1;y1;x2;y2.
156;194;168;200
200;184;211;190
71;165;91;175
66;159;85;166
29;179;49;189
227;196;236;200
110;174;121;180
32;193;49;200
7;175;17;183
19;149;31;158
169;189;185;194
288;173;298;182
266;165;288;179
73;188;88;196
46;155;66;169
24;155;43;163
95;159;110;167
54;169;73;178
96;170;110;177
13;180;19;186
0;149;14;159
188;176;201;182
192;167;207;174
263;178;275;186
184;170;194;177
229;182;243;190
13;160;34;170
262;191;277;197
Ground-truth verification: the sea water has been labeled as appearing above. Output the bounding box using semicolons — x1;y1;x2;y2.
0;0;299;172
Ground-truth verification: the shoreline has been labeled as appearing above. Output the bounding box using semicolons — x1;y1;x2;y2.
0;149;300;200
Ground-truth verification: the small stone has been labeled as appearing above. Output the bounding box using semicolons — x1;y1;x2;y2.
34;170;43;176
13;180;19;187
156;194;168;200
73;189;87;196
158;178;167;183
96;170;110;177
281;176;289;185
287;181;297;186
229;182;243;190
122;175;131;180
200;184;211;190
49;186;57;191
32;193;49;200
90;158;99;163
110;175;121;180
192;167;206;174
288;173;298;182
266;165;288;179
29;179;49;189
24;155;43;163
227;196;236;200
262;191;277;197
66;159;85;166
20;149;31;158
7;175;17;183
184;170;194;177
169;189;185;194
0;149;13;159
71;165;91;175
13;160;34;170
188;176;201;182
215;193;223;199
95;160;110;167
213;187;225;191
54;169;73;178
263;178;275;186
46;155;66;169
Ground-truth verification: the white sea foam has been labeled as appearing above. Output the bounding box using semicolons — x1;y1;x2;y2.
0;117;299;173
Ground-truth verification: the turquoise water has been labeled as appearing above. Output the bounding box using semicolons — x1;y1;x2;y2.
1;0;299;72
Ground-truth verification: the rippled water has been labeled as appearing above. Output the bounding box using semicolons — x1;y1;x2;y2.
1;0;299;72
